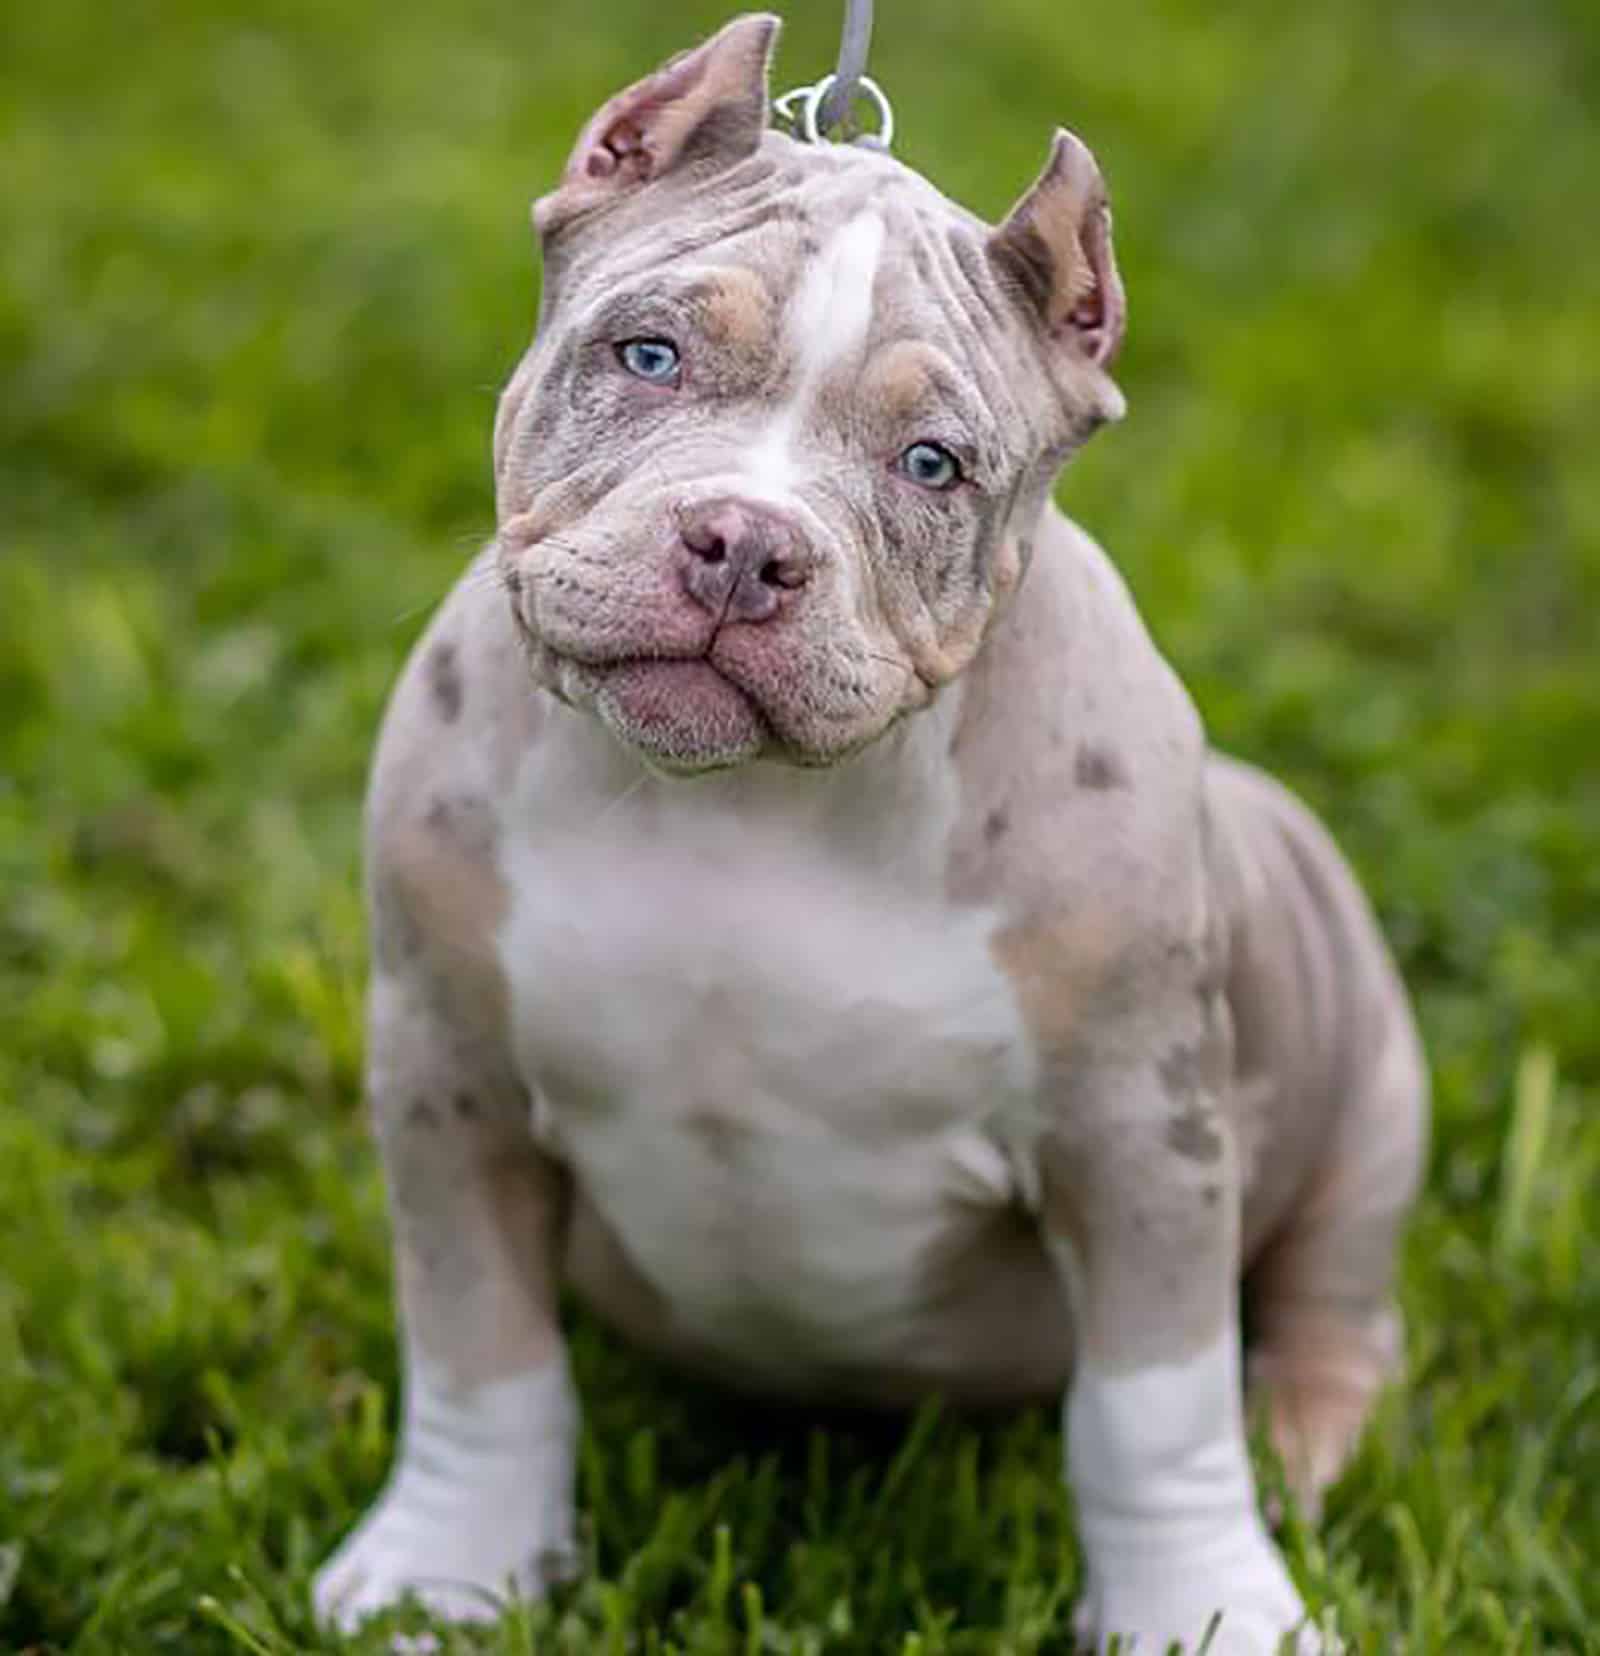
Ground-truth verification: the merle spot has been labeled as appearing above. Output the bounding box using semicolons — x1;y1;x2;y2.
372;878;424;970
983;805;1011;845
1075;742;1130;791
1159;1041;1206;1100
427;641;464;723
685;1102;752;1170
1166;1107;1223;1164
1159;1040;1226;1163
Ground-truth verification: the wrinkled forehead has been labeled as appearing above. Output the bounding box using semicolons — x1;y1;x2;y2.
545;133;1057;435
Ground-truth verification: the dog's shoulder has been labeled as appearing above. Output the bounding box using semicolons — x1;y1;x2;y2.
365;548;536;1003
947;507;1214;1056
953;509;1209;912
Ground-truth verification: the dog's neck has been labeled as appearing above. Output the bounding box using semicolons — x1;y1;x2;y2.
511;667;976;888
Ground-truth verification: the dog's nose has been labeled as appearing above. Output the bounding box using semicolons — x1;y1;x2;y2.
678;499;812;624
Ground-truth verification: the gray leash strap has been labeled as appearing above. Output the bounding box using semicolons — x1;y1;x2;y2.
773;0;895;151
815;0;874;133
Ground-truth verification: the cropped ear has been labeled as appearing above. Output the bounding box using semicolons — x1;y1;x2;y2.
989;129;1126;372
535;14;780;237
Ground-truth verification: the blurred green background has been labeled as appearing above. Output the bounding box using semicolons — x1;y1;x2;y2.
2;0;1598;1650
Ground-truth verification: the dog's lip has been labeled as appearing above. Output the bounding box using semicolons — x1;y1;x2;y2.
591;655;772;765
559;648;748;697
586;652;767;719
551;648;876;770
548;643;865;757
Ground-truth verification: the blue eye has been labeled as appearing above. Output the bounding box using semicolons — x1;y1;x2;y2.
617;338;681;384
898;441;962;490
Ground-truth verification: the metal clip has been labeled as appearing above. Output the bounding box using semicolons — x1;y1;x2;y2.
773;72;895;152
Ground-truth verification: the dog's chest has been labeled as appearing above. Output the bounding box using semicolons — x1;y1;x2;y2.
495;773;1037;1369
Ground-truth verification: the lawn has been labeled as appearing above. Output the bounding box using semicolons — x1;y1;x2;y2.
2;0;1597;1649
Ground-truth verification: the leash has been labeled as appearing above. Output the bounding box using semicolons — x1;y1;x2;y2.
773;0;895;151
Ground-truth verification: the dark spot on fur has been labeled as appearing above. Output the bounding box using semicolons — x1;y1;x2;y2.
1203;1183;1221;1206
453;1091;479;1121
686;1103;752;1170
420;790;495;861
372;874;424;972
1075;742;1130;791
1160;1039;1226;1163
1160;1035;1230;1102
407;1096;440;1131
427;641;464;724
983;805;1010;845
1166;1108;1223;1164
1159;1041;1206;1100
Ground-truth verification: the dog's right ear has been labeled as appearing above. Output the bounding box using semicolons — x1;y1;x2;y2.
989;129;1127;391
536;14;780;237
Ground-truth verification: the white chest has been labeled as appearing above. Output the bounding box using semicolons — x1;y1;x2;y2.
494;738;1038;1370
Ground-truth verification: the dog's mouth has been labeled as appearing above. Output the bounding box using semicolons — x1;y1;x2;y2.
581;656;769;772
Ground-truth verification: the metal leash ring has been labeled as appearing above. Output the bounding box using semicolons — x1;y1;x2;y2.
774;72;895;151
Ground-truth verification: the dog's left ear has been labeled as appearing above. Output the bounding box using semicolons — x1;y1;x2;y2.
989;129;1126;387
537;13;780;236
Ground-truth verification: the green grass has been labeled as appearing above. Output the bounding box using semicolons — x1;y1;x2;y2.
2;0;1598;1649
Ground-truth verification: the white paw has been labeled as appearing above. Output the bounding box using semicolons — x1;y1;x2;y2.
1065;1333;1336;1654
1077;1538;1326;1654
313;1358;580;1631
312;1479;577;1630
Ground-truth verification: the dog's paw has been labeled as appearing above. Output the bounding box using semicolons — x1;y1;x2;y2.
312;1481;577;1629
1249;1305;1404;1522
313;1358;580;1631
1076;1538;1327;1654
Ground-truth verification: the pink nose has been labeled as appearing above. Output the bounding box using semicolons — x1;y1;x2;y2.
678;499;812;625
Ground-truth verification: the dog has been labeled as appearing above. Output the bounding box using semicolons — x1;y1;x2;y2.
312;16;1428;1651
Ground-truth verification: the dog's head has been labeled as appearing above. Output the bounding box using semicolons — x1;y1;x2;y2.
495;14;1125;773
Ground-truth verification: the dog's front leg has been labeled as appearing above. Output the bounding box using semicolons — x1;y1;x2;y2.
313;964;578;1630
1041;995;1321;1655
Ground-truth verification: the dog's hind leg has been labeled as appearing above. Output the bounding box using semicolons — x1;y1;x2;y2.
1245;993;1428;1519
1204;755;1430;1523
